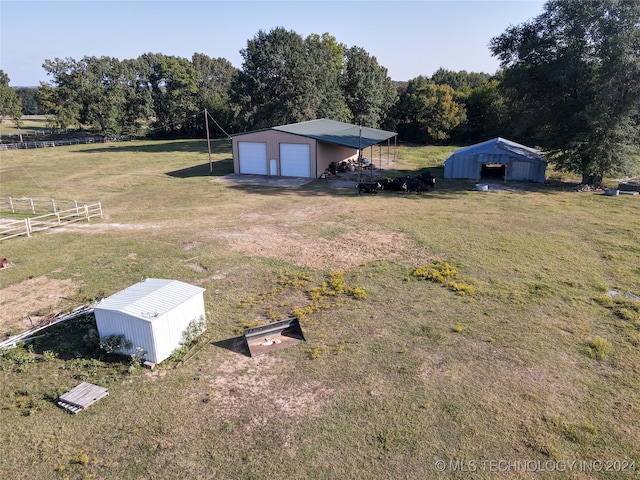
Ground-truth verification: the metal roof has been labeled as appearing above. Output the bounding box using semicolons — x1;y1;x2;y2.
95;278;205;322
450;137;546;163
236;119;396;150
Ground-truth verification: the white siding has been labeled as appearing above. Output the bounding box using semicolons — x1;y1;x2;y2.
94;279;206;364
150;293;205;364
94;310;155;360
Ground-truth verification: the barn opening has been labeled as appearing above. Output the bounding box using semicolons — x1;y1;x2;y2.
480;163;506;180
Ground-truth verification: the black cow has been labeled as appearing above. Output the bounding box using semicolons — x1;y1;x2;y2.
404;175;436;194
420;171;436;191
378;178;408;192
357;182;381;195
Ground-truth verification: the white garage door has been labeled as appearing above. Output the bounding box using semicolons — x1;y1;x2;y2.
238;142;267;175
280;143;311;177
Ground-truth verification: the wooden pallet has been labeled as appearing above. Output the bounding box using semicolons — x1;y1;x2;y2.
57;382;108;414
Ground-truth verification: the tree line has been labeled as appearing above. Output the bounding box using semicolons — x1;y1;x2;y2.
1;0;639;183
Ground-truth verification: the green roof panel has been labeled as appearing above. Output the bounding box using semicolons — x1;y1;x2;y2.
272;119;396;150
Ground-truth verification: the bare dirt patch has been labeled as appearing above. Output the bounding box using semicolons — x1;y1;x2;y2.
206;224;436;270
0;276;81;335
206;345;333;429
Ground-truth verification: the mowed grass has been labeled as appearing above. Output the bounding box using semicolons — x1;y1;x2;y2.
0;115;50;138
1;139;639;479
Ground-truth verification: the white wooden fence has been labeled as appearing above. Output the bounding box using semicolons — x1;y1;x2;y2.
0;197;103;241
0;135;131;150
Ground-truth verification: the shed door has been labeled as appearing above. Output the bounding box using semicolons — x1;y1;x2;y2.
280;143;311;177
238;142;267;175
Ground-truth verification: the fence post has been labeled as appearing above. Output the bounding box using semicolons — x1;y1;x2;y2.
98;202;103;218
74;200;80;217
29;198;35;214
9;197;15;214
51;199;56;213
84;204;90;221
56;212;61;225
25;218;31;237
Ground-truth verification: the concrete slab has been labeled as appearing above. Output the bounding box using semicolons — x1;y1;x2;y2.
213;174;315;188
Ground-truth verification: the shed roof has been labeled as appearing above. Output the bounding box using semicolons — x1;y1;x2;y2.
95;279;205;322
235;119;396;150
450;137;546;163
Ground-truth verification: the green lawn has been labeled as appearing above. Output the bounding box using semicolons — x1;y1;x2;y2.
0;139;638;479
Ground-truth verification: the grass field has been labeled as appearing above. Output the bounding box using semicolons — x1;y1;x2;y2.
1;139;639;479
0;115;50;139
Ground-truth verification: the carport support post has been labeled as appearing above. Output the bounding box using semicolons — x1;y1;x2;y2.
358;126;362;183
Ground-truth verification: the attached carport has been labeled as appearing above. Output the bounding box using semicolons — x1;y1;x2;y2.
232;119;397;179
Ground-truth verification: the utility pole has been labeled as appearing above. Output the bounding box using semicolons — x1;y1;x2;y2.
205;109;212;175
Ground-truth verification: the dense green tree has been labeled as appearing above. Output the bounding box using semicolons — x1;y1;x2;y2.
15;87;41;115
232;28;317;129
148;55;200;135
0;70;22;122
395;76;466;144
39;58;83;130
76;56;128;135
41;56;153;135
341;46;397;128
431;68;492;91
490;0;640;183
456;78;509;142
305;33;351;122
191;53;237;136
0;70;23;140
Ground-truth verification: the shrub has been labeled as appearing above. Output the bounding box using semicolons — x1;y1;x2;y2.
348;286;367;300
100;334;132;354
587;337;612;360
413;260;459;283
446;281;476;295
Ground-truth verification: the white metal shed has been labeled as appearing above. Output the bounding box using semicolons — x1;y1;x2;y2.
94;278;206;364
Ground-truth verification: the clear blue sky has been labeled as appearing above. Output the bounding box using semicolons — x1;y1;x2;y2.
1;0;546;87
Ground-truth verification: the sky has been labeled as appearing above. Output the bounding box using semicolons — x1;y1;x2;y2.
1;0;546;87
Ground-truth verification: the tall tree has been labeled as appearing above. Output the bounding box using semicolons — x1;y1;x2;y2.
341;46;397;128
232;28;316;129
41;56;152;135
15;87;41;115
0;70;22;122
490;0;640;184
150;56;200;135
191;53;237;136
431;68;492;91
0;70;23;140
458;78;509;142
304;33;350;122
395;76;466;144
39;58;84;129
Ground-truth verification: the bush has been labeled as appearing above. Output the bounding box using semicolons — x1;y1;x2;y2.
587;336;612;360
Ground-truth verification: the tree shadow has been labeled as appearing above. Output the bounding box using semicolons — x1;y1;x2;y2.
77;138;231;155
166;159;234;178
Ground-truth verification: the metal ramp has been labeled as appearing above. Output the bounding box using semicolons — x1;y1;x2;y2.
243;317;305;357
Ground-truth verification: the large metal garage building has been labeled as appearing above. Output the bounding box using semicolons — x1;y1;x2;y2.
231;119;397;179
